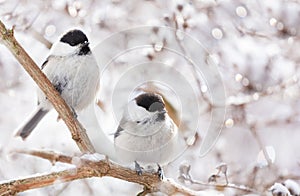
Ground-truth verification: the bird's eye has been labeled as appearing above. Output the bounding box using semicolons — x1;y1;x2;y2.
136;121;141;123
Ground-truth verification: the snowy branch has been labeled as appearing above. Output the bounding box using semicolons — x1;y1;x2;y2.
0;150;201;196
0;167;91;195
0;20;95;153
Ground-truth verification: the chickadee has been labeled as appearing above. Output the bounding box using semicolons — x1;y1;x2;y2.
15;29;100;140
114;93;178;175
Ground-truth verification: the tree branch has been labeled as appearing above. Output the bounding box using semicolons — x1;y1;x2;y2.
0;20;95;153
0;150;201;196
0;168;92;196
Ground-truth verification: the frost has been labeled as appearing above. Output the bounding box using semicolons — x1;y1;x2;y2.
71;156;81;166
257;146;276;166
283;179;300;196
81;153;106;162
269;183;291;196
179;161;191;177
50;162;76;173
215;163;227;175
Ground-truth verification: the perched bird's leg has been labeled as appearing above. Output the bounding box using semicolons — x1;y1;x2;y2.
70;107;77;118
135;161;143;176
157;164;164;180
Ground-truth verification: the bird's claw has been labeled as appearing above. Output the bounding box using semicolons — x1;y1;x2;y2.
157;164;164;180
71;107;78;118
135;161;143;176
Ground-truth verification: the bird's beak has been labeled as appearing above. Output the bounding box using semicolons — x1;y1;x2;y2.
160;110;167;114
82;41;89;47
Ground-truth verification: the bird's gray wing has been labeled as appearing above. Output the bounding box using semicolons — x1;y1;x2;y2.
52;75;68;94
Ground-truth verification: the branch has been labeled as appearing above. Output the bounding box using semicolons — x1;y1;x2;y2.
0;150;202;196
16;149;73;164
181;173;260;194
28;28;53;49
0;168;92;196
191;180;259;194
249;125;273;166
172;13;213;110
0;20;95;153
178;162;260;194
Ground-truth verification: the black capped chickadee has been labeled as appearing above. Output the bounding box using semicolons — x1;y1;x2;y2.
114;93;178;176
15;29;100;140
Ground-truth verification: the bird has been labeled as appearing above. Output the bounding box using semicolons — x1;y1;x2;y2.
15;29;100;140
114;92;178;176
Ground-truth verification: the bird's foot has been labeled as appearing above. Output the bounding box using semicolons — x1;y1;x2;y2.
71;107;78;118
135;161;143;176
157;164;164;180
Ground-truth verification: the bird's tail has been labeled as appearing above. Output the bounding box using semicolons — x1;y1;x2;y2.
15;108;49;140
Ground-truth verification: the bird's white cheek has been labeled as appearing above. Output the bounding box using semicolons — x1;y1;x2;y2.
125;101;149;121
50;42;78;56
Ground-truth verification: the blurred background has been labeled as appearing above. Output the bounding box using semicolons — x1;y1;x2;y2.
0;0;300;195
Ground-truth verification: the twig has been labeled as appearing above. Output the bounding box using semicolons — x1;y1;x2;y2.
249;125;273;166
235;25;271;39
28;28;53;49
0;167;92;196
0;20;95;153
179;162;260;194
172;13;213;110
226;74;300;107
194;181;259;194
0;150;202;196
183;174;259;194
16;149;73;164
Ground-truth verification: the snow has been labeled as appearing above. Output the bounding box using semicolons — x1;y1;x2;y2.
80;153;106;162
50;162;76;173
257;146;276;166
269;183;291;196
283;179;300;196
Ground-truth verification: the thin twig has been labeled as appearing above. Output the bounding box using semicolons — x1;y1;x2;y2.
249;125;273;166
172;13;213;110
0;167;93;196
0;20;95;153
183;174;260;194
28;28;53;49
16;149;73;164
226;74;300;107
235;25;271;39
197;181;259;194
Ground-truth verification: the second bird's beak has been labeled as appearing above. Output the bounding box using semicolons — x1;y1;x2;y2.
82;41;89;47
